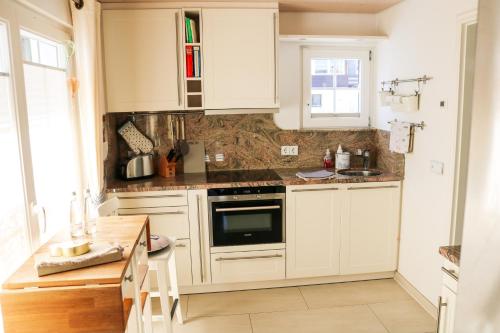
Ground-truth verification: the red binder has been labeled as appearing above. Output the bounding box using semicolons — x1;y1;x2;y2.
186;46;194;77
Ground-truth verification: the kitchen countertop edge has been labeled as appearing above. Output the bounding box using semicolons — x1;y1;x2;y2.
106;169;403;193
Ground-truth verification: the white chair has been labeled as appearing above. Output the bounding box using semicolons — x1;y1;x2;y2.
97;197;184;333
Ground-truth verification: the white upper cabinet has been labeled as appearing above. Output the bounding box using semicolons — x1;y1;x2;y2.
340;183;401;275
202;8;279;110
286;186;342;279
102;9;183;112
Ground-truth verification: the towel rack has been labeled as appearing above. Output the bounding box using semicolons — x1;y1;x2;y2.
387;119;426;130
381;75;433;91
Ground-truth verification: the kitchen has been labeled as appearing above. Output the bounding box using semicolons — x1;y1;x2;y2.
0;0;498;332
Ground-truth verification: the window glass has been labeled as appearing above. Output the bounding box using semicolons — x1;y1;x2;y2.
0;22;30;284
310;58;361;115
21;29;78;243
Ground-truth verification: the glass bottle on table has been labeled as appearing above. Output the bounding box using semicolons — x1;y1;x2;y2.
70;191;83;239
83;189;97;236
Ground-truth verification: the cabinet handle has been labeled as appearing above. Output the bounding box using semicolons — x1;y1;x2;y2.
175;12;182;107
436;296;448;333
124;274;133;283
347;186;399;190
215;254;283;262
175;243;187;248
441;266;459;281
273;12;278;105
196;194;204;283
291;188;339;193
117;194;185;200
215;205;281;212
121;211;185;216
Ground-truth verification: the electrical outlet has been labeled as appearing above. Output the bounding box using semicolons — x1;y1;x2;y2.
215;153;225;162
281;145;299;156
430;160;444;175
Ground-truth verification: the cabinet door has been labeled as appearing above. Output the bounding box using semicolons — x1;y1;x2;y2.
340;184;400;274
102;9;183;112
202;8;278;109
286;187;342;278
174;239;193;286
438;285;456;333
188;190;212;285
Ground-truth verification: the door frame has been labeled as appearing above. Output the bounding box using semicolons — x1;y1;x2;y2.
450;10;478;245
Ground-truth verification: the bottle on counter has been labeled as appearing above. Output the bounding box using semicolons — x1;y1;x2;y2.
83;189;97;236
323;148;333;168
70;191;84;239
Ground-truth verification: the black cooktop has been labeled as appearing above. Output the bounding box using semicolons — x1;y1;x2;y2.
206;169;281;183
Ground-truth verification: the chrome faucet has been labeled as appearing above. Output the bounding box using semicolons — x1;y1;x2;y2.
362;150;371;169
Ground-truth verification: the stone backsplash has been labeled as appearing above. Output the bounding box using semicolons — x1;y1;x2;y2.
105;113;404;180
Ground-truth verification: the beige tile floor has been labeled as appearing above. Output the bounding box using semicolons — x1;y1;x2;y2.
152;279;436;333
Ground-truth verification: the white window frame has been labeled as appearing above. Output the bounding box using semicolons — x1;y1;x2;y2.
302;47;371;129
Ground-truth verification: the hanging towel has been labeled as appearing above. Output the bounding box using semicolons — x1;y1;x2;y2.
389;121;412;153
118;121;154;155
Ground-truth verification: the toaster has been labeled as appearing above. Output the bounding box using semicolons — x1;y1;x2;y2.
119;154;154;180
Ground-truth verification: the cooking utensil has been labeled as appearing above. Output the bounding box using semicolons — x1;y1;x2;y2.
179;115;190;155
166;116;176;162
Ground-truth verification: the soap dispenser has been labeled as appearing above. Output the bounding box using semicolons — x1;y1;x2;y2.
323;148;333;169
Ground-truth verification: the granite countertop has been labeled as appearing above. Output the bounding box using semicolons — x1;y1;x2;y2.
106;168;403;193
439;245;461;266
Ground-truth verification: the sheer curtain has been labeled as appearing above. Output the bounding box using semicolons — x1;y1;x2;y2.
69;0;107;202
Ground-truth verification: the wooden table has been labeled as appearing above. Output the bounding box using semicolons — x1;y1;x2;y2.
1;215;150;333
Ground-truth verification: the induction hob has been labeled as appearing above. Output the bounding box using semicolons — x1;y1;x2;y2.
206;169;281;183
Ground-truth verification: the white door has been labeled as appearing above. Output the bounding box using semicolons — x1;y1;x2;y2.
340;184;400;274
202;8;278;110
102;9;183;112
286;187;342;278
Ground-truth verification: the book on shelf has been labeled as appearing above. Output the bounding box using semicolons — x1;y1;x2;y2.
185;46;194;77
193;46;200;77
185;17;198;43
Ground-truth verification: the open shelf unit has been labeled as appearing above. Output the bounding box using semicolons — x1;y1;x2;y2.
182;9;204;110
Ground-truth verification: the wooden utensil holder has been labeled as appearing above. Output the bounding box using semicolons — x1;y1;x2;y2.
158;156;176;178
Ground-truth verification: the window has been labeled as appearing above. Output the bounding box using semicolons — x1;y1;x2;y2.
0;21;30;284
21;30;80;243
303;48;370;128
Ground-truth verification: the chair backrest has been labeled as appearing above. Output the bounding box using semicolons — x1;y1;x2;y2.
97;197;120;217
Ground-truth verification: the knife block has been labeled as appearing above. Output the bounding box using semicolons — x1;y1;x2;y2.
158;156;176;178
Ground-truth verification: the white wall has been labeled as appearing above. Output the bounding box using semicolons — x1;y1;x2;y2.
19;0;72;26
374;0;477;304
280;12;379;36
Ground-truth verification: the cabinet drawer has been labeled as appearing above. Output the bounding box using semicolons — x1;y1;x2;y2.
119;207;189;239
211;249;285;284
114;190;188;208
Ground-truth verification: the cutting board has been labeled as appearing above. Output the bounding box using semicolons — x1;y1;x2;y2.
183;141;206;173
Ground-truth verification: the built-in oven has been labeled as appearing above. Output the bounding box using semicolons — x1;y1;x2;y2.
207;186;286;247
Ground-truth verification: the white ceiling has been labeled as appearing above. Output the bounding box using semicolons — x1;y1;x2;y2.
99;0;403;13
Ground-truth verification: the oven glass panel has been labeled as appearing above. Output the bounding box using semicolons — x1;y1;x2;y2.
211;199;283;246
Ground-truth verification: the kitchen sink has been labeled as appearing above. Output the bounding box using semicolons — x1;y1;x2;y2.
337;169;383;177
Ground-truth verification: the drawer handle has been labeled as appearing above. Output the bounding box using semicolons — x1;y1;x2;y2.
436;296;448;333
347;186;399;190
124;274;133;283
175;243;187;248
120;211;185;216
215;205;280;212
215;254;283;262
118;194;185;200
441;266;458;281
291;188;339;192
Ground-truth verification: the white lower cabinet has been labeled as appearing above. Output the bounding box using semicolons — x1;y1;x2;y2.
211;249;286;284
286;186;342;278
438;260;459;333
174;239;193;286
286;182;401;279
340;184;401;274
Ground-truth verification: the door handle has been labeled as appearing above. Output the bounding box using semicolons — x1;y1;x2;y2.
215;205;281;212
436;296;448;333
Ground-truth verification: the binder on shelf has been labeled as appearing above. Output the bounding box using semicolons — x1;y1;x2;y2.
186;46;194;77
193;46;200;77
190;19;198;43
185;18;192;43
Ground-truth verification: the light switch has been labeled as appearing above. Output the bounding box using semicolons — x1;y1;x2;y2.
430;160;444;175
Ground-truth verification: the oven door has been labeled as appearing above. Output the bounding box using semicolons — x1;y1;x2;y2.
210;199;284;246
